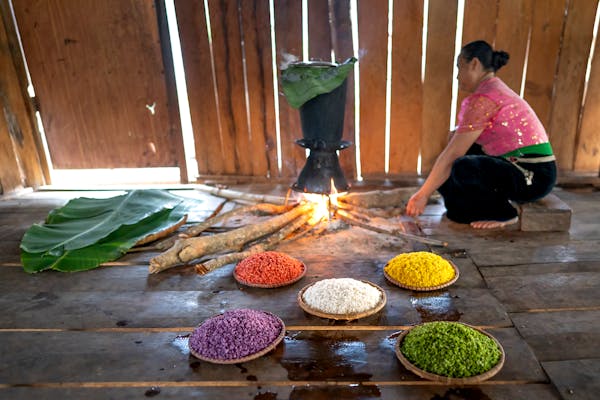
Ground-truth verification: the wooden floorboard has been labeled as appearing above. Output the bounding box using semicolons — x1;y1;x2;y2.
510;310;600;361
0;286;512;329
0;384;562;400
1;186;599;399
484;271;600;312
0;328;545;385
542;359;600;400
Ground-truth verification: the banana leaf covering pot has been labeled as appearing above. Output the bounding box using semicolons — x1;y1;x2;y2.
280;59;356;195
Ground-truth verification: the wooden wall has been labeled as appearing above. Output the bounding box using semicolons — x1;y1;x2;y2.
177;0;600;181
2;0;600;192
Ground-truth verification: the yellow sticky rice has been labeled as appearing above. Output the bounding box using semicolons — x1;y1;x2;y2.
384;251;455;288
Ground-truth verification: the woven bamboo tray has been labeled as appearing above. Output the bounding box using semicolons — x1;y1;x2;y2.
233;262;307;288
384;260;460;291
188;312;286;364
395;322;505;384
297;280;387;320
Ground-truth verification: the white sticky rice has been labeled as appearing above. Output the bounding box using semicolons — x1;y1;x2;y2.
302;278;382;314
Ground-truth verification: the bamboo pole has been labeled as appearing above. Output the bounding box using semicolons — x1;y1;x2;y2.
194;184;295;205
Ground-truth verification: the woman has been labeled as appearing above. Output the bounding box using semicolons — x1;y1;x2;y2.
406;40;557;229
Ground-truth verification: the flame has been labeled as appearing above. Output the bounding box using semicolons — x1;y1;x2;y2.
300;179;346;224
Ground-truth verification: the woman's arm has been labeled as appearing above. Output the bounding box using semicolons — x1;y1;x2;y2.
406;129;482;216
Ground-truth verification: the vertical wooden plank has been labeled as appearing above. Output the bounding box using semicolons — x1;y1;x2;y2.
175;0;224;176
357;0;388;176
461;0;497;46
0;107;23;194
421;0;458;173
495;0;534;93
13;0;180;169
240;0;274;178
308;0;332;61
209;0;250;175
388;0;423;174
0;1;46;189
575;31;600;172
275;0;305;178
548;0;597;170
456;0;497;126
332;0;356;181
523;0;566;130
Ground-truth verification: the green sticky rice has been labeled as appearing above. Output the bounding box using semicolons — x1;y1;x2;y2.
400;321;502;378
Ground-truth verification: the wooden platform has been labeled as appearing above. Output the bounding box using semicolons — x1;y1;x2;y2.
518;193;572;232
1;186;598;399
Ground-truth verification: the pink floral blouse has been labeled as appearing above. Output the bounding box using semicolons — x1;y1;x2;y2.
455;77;550;156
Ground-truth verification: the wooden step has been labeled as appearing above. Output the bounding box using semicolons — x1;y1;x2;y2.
518;193;572;232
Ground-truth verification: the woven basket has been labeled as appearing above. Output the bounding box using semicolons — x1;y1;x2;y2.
234;262;307;288
188;312;285;364
384;260;460;291
297;280;387;320
395;322;505;384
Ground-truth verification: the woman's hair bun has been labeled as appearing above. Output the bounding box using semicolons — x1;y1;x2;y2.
492;51;510;71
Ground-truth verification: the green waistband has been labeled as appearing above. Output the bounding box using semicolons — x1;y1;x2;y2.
501;142;553;158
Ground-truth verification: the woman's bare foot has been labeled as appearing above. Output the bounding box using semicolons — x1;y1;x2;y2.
470;217;519;229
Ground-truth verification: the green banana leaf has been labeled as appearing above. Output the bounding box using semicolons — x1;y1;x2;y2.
280;57;357;108
20;190;183;256
21;201;189;273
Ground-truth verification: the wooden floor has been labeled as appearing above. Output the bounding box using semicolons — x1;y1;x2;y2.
0;185;598;400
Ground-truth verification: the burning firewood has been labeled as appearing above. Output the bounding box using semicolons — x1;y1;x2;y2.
149;203;313;273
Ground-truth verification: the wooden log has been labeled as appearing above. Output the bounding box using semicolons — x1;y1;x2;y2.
149;203;313;273
133;215;188;247
195;211;313;274
155;202;293;250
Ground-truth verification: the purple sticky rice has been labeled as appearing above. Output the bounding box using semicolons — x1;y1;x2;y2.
189;309;283;360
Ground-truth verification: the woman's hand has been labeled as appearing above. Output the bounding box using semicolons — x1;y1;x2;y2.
405;191;429;217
